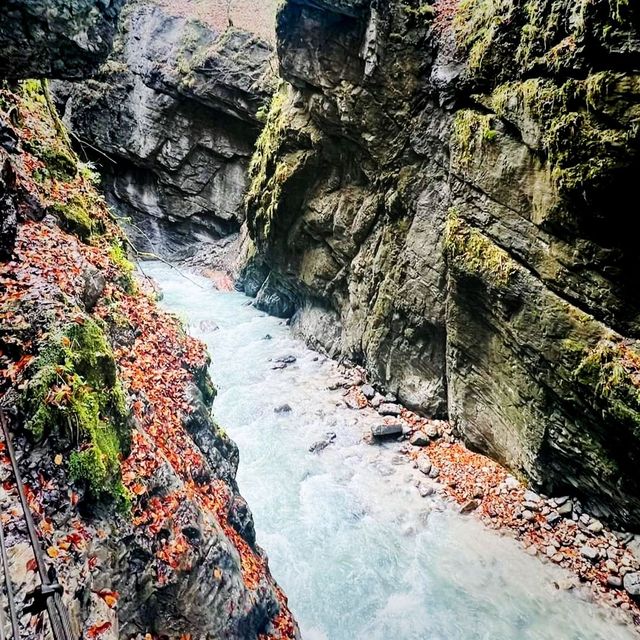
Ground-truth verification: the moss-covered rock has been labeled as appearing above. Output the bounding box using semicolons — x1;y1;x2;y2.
20;317;131;503
240;0;640;526
444;211;516;288
49;198;93;241
24;138;77;181
574;339;640;434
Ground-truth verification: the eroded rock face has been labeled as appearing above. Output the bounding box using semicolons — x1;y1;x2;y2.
0;0;125;79
55;2;275;254
1;79;298;640
242;0;640;527
0;2;298;636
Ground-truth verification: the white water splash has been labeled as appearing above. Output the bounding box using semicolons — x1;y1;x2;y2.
146;261;637;640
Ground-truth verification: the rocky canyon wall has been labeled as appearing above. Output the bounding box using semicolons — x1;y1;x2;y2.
240;0;640;528
0;0;125;79
55;0;275;255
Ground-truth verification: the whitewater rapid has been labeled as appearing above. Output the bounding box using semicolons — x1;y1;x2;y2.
146;261;635;640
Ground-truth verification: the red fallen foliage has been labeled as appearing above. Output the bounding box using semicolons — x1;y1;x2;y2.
416;440;640;612
433;0;460;35
94;261;295;631
1;84;296;638
1;226;295;636
87;621;112;639
258;586;298;640
96;590;119;609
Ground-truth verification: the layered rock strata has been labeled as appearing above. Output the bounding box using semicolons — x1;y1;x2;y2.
55;1;275;254
241;0;640;528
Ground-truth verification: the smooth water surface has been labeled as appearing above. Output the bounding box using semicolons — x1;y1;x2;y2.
146;261;636;640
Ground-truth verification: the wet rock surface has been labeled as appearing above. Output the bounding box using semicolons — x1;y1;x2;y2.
326;366;640;624
0;0;125;79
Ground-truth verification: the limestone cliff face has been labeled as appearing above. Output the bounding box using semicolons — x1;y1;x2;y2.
242;0;640;527
56;1;275;254
0;0;125;79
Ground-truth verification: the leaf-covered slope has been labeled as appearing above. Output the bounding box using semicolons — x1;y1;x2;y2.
0;82;298;639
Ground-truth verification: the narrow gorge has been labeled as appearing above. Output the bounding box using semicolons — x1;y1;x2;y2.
2;0;640;639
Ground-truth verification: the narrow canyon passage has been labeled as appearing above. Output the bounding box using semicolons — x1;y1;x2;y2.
147;262;635;640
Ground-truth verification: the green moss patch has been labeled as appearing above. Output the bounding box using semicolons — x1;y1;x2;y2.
20;318;131;505
25;140;77;181
454;0;635;81
49;198;93;241
445;210;516;288
450;109;498;168
574;339;640;432
108;242;136;294
489;76;633;199
246;86;298;242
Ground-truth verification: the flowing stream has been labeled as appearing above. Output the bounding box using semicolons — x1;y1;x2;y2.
146;261;636;640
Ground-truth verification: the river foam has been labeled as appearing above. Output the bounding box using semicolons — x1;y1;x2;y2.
146;261;637;640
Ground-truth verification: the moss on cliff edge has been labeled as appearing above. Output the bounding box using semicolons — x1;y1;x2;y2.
454;0;636;82
21;317;131;504
574;339;640;432
488;75;633;199
450;109;498;168
246;86;296;243
444;210;516;288
451;1;637;201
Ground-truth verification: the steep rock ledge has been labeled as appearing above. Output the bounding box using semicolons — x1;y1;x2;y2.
55;1;275;255
0;81;297;640
240;0;640;528
0;0;125;79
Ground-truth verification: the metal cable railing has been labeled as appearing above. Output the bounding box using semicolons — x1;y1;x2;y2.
0;412;75;640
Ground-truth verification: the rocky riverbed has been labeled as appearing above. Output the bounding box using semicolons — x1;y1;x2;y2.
339;371;640;621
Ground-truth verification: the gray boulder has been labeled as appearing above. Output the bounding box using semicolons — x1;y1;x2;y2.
371;423;403;438
623;572;640;598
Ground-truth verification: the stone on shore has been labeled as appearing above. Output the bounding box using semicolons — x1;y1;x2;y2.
378;403;402;416
417;456;432;475
545;511;561;525
623;572;640;598
460;499;479;514
424;423;440;439
557;501;573;516
607;575;623;589
417;482;435;498
371;423;403;438
580;546;600;562
587;520;604;534
360;384;375;399
410;431;430;447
